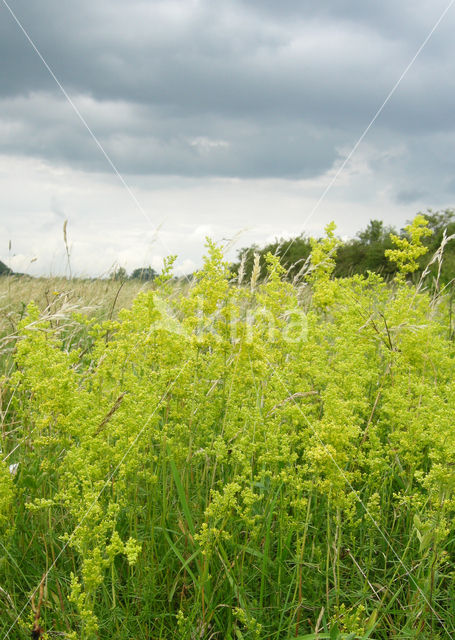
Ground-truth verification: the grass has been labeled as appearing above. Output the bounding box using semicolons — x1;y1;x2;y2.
0;275;154;374
0;274;153;330
0;229;454;639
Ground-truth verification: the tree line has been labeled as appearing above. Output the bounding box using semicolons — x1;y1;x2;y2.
111;266;158;281
232;209;455;284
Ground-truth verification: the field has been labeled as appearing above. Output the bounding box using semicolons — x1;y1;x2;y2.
1;220;455;639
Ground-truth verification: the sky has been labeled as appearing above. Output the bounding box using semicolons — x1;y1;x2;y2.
1;0;455;277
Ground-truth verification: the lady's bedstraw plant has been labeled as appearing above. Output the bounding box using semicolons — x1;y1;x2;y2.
0;459;14;538
385;214;433;280
1;219;455;639
307;220;340;307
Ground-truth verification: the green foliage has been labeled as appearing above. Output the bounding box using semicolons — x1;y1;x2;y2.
306;221;340;307
130;266;158;281
1;234;455;639
233;210;455;287
335;220;397;279
0;460;14;535
235;235;312;282
420;209;455;283
385;214;433;278
0;259;12;276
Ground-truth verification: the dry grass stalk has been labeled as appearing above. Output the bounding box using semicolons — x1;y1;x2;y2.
62;219;72;279
250;253;261;291
94;392;127;435
418;229;455;293
31;574;45;638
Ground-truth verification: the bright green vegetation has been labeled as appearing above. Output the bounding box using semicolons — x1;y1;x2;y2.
1;216;455;639
234;209;455;284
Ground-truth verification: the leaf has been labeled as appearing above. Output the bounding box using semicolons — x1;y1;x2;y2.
168;448;195;537
330;623;340;640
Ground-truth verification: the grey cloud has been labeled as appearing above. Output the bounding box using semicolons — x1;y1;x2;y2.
0;0;455;187
236;1;450;40
2;1;454;122
445;177;455;194
396;188;427;204
0;92;344;177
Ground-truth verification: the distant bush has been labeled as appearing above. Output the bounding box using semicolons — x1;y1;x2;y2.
130;266;157;281
0;260;12;276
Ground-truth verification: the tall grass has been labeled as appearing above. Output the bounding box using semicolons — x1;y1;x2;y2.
0;275;156;371
0;221;454;639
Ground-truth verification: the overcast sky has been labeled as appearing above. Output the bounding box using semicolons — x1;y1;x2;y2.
1;0;455;276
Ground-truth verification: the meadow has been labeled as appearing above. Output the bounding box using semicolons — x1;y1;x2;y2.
1;216;455;639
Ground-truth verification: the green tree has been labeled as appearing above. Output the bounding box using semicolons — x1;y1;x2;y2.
0;260;12;276
234;235;312;283
357;219;388;244
111;266;127;281
130;266;157;281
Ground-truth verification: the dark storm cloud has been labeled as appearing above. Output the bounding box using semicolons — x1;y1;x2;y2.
396;188;428;204
1;0;455;182
0;91;345;177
